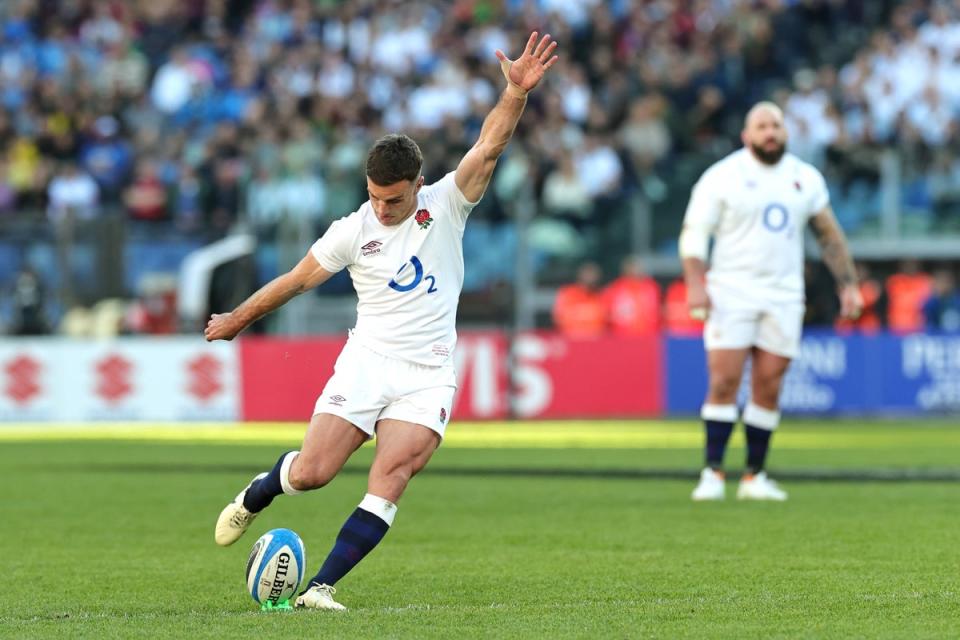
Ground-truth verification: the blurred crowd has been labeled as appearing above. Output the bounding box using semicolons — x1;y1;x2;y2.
552;259;960;337
0;0;958;335
781;1;960;233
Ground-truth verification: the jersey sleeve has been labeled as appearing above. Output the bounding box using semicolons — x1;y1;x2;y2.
423;171;480;227
682;167;724;233
310;216;356;273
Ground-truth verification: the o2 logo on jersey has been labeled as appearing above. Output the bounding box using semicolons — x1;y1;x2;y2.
388;255;438;293
762;203;790;232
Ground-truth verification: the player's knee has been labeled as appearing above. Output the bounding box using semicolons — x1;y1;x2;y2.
753;383;781;407
708;375;740;402
288;461;338;491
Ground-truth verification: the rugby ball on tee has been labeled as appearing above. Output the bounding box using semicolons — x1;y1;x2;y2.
246;528;306;606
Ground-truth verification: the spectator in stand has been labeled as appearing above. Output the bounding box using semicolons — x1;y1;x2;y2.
541;154;591;231
603;255;661;336
47;162;100;223
10;268;49;335
124;159;168;222
886;259;933;333
922;269;960;332
663;277;704;336
552;262;606;338
835;263;885;334
79;115;133;202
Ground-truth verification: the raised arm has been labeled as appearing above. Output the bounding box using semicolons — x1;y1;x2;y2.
809;206;863;319
455;31;559;202
204;251;334;341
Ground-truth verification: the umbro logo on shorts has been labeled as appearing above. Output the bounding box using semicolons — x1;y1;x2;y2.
361;240;382;256
329;394;346;406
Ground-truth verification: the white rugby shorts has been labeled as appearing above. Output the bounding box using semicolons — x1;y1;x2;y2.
314;339;457;438
703;284;804;359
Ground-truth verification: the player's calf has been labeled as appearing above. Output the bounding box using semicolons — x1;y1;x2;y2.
214;451;302;547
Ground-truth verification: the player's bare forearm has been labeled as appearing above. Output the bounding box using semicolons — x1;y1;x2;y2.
682;257;707;287
455;91;526;201
205;252;332;341
682;257;710;318
455;32;558;202
237;274;303;324
810;207;856;287
479;88;528;159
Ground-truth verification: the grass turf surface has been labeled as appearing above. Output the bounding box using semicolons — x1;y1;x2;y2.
2;420;958;639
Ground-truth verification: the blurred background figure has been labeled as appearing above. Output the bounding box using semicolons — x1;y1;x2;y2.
10;267;49;336
922;269;960;332
552;262;606;338
663;278;705;336
603;255;660;336
886;260;933;333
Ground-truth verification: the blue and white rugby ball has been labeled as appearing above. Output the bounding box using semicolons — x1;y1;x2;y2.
245;528;306;605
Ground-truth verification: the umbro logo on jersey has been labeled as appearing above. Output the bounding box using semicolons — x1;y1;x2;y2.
361;240;382;256
329;394;346;406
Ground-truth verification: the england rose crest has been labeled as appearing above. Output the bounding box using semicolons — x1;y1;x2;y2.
415;209;433;229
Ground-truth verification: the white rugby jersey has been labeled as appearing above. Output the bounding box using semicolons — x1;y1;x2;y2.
310;172;477;366
683;148;830;303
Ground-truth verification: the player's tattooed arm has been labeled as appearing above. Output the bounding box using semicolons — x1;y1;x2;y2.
455;31;558;202
810;206;863;319
204;252;333;341
810;206;856;286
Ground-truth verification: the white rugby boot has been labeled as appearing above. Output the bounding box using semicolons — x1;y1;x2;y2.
737;471;788;501
691;467;726;501
214;472;267;546
295;584;347;611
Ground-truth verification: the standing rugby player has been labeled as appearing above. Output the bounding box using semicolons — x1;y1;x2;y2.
206;33;558;608
681;102;862;502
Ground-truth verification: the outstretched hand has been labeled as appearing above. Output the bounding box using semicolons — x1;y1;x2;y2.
204;312;243;341
496;31;559;95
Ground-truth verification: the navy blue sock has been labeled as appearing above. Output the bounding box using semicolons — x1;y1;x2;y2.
705;420;734;469
745;425;772;474
306;508;390;589
242;450;295;513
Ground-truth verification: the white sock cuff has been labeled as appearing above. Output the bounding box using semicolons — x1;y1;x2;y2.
743;402;781;430
279;451;304;495
358;493;397;526
701;403;738;423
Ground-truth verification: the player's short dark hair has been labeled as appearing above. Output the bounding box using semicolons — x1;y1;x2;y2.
365;134;423;186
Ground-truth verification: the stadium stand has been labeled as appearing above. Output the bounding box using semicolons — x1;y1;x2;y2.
0;0;956;335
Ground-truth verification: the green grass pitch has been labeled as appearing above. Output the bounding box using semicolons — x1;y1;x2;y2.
2;420;958;639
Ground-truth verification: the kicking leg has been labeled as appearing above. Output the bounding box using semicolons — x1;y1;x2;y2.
297;419;440;609
214;413;367;546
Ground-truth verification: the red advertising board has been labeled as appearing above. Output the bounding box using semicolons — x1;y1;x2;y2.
239;332;661;421
239;337;347;421
513;333;662;418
